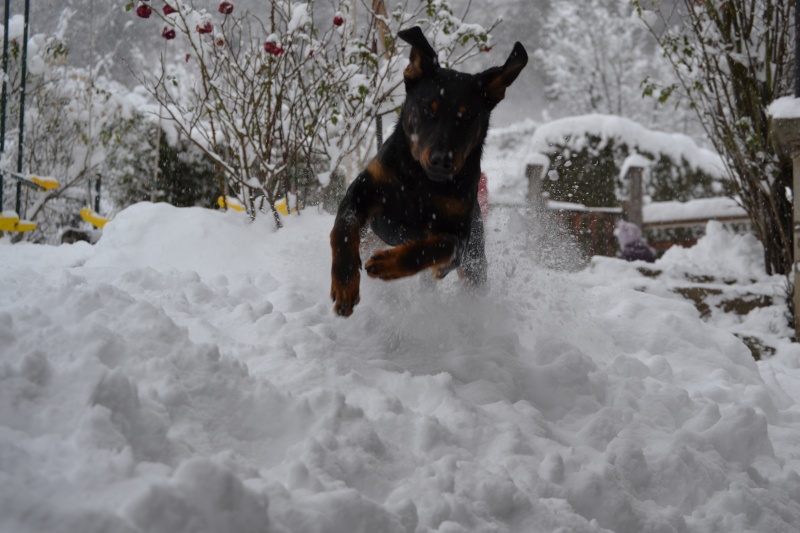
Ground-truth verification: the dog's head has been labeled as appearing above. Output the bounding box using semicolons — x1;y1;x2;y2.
397;27;528;182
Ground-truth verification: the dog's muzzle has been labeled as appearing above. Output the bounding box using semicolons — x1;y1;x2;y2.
426;151;455;181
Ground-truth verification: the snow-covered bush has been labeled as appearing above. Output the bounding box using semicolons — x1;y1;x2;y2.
634;0;794;277
129;0;495;228
0;22;136;243
530;115;727;207
104;112;219;209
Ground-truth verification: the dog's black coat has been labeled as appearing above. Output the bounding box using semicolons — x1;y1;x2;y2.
330;27;527;316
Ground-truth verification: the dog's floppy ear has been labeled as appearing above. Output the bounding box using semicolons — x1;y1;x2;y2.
397;26;439;81
477;42;528;108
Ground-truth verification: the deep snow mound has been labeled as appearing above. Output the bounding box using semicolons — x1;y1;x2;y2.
2;202;800;532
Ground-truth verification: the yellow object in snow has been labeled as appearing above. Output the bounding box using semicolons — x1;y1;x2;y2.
30;175;59;190
0;212;36;232
217;196;245;212
275;197;297;216
80;207;110;228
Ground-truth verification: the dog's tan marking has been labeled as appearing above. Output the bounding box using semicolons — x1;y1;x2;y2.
434;197;470;219
483;76;508;103
452;151;465;175
367;158;395;184
419;146;432;168
404;49;425;80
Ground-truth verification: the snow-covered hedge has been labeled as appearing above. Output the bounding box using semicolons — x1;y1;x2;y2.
527;114;728;207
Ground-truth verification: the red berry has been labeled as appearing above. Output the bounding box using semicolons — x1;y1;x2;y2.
215;35;225;47
333;15;344;26
136;4;152;18
219;2;234;15
163;5;176;15
264;42;276;54
274;46;284;55
162;27;176;40
197;21;213;34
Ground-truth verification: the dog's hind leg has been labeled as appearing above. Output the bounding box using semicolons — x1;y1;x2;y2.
461;204;488;287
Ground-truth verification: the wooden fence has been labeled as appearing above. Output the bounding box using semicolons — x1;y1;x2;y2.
520;161;750;258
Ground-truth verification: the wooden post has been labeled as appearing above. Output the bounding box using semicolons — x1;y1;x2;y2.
769;114;800;337
589;213;599;256
525;163;545;210
792;140;800;336
625;166;644;229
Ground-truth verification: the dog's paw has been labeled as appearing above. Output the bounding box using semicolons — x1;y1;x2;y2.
431;263;456;280
330;271;361;317
365;248;414;280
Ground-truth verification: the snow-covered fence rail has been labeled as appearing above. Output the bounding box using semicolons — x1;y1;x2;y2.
523;160;750;256
546;200;623;258
642;198;749;231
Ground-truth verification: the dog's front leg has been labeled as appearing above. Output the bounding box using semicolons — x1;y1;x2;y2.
330;174;378;316
365;234;458;281
330;216;362;316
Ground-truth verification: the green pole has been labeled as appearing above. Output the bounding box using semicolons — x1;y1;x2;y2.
14;0;29;215
1;0;11;212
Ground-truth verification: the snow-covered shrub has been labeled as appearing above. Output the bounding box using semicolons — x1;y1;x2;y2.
0;24;136;243
634;0;794;276
104;113;219;209
128;0;495;228
531;116;727;208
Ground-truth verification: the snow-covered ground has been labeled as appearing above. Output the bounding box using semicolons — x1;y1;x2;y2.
2;202;800;533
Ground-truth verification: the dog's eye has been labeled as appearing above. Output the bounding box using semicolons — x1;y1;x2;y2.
457;106;472;120
425;100;439;117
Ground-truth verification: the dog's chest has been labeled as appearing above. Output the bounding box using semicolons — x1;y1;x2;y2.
371;181;472;244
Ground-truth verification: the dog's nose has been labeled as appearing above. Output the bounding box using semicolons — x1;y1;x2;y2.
429;151;454;172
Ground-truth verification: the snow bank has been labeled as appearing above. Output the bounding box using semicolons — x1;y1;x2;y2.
658;220;766;281
2;203;800;532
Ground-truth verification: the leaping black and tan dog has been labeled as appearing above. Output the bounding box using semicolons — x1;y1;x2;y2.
330;27;528;316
